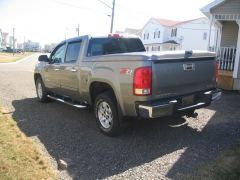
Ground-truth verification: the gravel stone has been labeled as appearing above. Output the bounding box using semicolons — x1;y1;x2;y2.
0;55;239;179
58;159;68;170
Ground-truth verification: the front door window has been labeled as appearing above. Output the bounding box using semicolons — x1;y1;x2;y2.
50;44;66;64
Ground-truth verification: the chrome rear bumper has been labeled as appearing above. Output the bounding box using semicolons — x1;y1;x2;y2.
137;89;221;118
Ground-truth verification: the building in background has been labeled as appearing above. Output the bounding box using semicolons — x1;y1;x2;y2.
43;43;57;53
116;28;142;36
140;17;215;51
0;31;8;49
9;36;14;48
201;0;240;90
24;40;41;52
170;18;216;50
0;29;2;49
141;18;180;51
17;43;24;50
0;28;41;52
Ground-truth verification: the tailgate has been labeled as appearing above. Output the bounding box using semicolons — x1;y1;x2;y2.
152;57;216;98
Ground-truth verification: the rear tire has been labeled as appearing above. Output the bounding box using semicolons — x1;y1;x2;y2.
35;77;49;102
94;91;121;136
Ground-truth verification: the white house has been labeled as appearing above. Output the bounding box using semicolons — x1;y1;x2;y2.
140;17;216;51
201;0;240;90
141;18;180;51
116;28;142;37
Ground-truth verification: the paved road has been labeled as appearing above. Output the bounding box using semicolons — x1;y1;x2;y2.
0;55;240;179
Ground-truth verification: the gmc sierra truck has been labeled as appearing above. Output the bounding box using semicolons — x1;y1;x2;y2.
34;34;221;136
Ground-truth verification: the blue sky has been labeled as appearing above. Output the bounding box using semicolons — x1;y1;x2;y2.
0;0;213;45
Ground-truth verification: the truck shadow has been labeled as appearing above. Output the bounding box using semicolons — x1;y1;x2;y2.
11;92;240;179
166;91;240;179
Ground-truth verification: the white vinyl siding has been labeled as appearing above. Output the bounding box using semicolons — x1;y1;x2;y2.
221;21;239;47
212;0;240;14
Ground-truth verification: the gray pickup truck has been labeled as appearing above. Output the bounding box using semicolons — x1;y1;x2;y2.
34;34;221;136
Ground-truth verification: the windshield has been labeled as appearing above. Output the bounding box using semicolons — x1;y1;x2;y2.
87;37;146;57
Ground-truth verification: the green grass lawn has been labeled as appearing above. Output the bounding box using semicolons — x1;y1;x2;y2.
0;52;34;63
0;107;57;179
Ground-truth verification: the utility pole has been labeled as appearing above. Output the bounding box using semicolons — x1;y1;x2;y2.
76;24;80;37
13;28;15;56
110;0;115;33
23;36;25;53
65;27;68;40
98;0;116;33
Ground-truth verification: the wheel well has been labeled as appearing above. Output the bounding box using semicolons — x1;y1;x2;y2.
90;82;116;104
34;73;42;83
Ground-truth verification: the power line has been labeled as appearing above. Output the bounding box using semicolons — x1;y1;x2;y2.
96;0;115;33
76;24;80;36
49;0;116;33
115;3;151;18
97;0;112;9
49;0;109;16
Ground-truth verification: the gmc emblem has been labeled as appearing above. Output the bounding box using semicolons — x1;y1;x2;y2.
183;63;195;71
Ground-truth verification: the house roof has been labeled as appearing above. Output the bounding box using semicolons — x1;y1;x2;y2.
154;18;181;27
153;17;207;27
201;0;225;14
174;17;207;26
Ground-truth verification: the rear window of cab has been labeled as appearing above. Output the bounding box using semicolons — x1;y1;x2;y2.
87;38;145;57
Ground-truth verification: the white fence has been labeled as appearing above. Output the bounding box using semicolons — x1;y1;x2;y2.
209;46;236;71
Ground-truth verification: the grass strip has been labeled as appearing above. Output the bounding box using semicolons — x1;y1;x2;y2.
0;107;57;179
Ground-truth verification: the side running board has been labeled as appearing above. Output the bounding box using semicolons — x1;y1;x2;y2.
47;95;87;108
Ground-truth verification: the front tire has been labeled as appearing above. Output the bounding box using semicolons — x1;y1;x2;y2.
35;77;49;102
94;91;121;136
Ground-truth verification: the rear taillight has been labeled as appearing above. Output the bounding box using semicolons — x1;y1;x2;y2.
216;62;219;83
133;67;152;96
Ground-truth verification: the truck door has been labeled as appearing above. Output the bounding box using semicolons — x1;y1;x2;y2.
58;40;81;99
43;43;66;93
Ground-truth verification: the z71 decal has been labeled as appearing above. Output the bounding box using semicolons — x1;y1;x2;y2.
120;68;133;76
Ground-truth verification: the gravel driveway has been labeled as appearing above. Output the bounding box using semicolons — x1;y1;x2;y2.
0;55;240;179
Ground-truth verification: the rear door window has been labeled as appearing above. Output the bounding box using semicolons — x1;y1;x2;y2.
87;38;145;57
65;41;81;63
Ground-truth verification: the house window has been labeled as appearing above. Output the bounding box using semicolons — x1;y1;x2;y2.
147;33;149;39
158;46;160;51
154;32;156;39
143;34;146;40
171;28;177;37
152;46;154;51
203;32;207;40
158;31;160;38
146;46;149;51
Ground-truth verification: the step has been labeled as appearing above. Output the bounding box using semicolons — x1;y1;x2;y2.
47;95;87;108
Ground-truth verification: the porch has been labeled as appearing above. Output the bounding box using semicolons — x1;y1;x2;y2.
209;46;235;89
209;18;240;90
201;0;240;90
